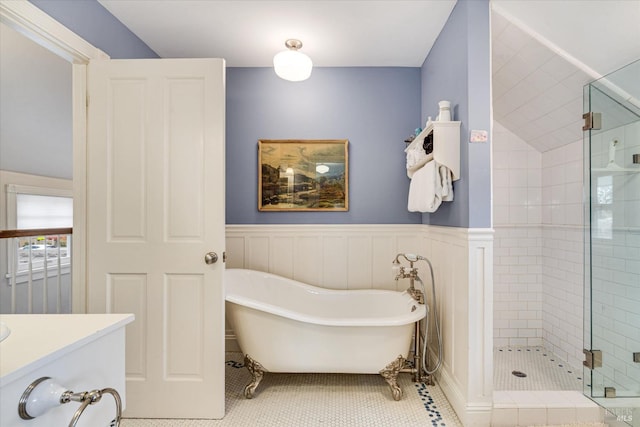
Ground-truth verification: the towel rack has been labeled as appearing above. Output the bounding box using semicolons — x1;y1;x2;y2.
405;120;461;181
18;376;122;427
66;387;122;427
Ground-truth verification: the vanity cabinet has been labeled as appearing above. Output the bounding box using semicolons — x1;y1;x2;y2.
0;314;134;426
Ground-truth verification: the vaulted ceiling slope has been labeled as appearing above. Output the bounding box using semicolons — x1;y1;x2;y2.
491;10;590;153
491;0;640;153
493;0;640;78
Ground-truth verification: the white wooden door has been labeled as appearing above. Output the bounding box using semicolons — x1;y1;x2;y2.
86;59;225;419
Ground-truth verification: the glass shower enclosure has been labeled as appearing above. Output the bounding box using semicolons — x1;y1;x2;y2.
583;59;640;426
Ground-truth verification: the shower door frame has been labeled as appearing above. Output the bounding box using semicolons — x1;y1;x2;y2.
583;59;640;426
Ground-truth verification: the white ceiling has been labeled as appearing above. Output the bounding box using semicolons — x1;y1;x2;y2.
3;0;638;161
98;0;639;73
98;0;640;152
98;0;457;67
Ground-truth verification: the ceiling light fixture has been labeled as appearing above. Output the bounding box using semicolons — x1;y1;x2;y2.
273;39;313;82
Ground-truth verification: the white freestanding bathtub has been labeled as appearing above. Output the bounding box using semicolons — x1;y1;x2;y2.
225;268;426;400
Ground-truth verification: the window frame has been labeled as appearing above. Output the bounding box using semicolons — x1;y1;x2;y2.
5;183;73;282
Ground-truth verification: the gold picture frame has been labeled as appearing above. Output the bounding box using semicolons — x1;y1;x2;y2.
258;139;349;211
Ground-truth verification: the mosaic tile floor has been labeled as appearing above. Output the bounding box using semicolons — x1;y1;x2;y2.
494;346;583;391
121;352;463;427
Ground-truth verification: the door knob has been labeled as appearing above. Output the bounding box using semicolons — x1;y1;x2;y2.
204;252;218;264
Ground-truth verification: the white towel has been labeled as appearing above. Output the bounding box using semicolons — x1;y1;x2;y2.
408;160;440;212
439;164;453;201
407;162;454;213
405;146;428;178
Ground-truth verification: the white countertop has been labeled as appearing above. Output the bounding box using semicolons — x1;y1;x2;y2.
0;313;134;386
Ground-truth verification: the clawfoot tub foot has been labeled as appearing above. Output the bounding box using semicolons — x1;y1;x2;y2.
379;355;406;401
243;354;266;399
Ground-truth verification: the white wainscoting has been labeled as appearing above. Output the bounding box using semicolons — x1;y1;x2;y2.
225;224;493;426
226;224;425;290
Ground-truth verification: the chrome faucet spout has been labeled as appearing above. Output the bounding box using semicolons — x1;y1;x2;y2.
391;254;428;303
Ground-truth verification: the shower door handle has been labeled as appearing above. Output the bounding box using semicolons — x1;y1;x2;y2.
204;252;218;265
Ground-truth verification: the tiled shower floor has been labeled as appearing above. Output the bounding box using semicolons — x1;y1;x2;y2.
492;347;604;427
494;346;583;391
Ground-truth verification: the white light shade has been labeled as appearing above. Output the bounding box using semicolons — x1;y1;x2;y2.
273;48;313;82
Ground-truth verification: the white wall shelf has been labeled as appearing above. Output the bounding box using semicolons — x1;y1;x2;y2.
405;120;461;181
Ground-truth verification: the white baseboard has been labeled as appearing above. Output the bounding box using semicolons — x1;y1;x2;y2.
438;364;492;427
225;332;240;353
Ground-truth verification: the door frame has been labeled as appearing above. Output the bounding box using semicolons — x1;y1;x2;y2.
0;0;108;313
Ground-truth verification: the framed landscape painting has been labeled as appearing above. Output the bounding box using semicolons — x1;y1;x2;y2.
258;139;349;211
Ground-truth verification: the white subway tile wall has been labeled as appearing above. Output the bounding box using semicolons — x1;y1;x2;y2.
493;122;545;347
493;226;543;347
494;119;640;390
541;140;585;370
493;122;585;370
541;225;584;369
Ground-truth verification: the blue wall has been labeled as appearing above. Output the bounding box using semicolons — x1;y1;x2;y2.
226;67;422;224
29;0;158;59
420;0;492;228
28;0;492;228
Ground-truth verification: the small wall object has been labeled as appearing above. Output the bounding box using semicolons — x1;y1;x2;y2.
469;130;488;143
438;100;451;121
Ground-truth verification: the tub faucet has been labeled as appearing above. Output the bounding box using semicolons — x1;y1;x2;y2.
392;253;425;304
393;253;443;383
